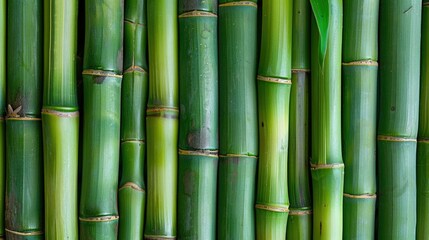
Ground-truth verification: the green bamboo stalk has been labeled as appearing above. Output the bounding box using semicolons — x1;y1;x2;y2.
417;1;429;239
0;1;5;237
286;0;312;238
79;0;123;239
177;1;218;239
255;0;292;239
217;1;258;239
42;0;79;239
341;0;378;239
377;0;421;239
309;0;344;239
145;1;178;239
118;0;147;238
5;0;44;238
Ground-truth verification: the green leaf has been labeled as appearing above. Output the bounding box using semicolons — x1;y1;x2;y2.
310;0;329;65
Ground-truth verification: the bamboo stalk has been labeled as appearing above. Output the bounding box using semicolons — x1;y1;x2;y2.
177;1;218;239
79;0;123;238
5;0;44;238
417;1;429;239
342;0;379;239
0;1;5;237
377;0;421;239
144;1;178;239
286;0;312;238
309;0;344;239
118;0;147;238
217;1;258;239
42;0;79;239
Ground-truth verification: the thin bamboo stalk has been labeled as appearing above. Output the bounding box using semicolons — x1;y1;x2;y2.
217;1;258;239
309;0;344;239
0;1;5;237
5;0;44;238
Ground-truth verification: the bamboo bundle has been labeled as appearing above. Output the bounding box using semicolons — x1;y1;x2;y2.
286;0;312;238
177;1;218;239
79;0;123;238
217;1;258;239
417;1;429;239
255;0;292;239
5;0;44;238
43;0;79;238
144;1;178;239
309;0;344;239
118;0;147;238
342;0;378;239
0;1;5;237
377;0;421;239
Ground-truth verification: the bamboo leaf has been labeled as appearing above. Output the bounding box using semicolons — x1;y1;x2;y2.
309;0;329;65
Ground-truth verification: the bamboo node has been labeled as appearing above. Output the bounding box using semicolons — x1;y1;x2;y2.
123;65;147;74
179;11;217;18
144;235;176;239
119;182;145;192
79;215;119;222
219;1;258;8
424;1;429;6
179;149;218;157
121;139;145;144
82;69;122;79
343;193;376;199
255;203;289;213
418;138;429;143
6;104;22;118
257;75;292;85
291;69;311;73
342;60;378;66
146;107;179;113
41;109;79;117
310;162;344;170
124;19;146;26
377;135;417;142
288;209;313;216
219;154;258;159
5;229;43;236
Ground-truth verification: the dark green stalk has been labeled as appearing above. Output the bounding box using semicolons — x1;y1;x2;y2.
217;1;258;239
177;1;218;239
309;0;344;239
42;0;79;239
286;0;312;238
417;1;429;239
0;1;5;237
377;0;421;239
5;0;44;238
79;0;123;239
341;0;378;239
118;0;147;238
144;1;178;239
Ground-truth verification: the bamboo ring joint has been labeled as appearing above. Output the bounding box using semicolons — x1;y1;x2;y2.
119;182;145;192
82;69;122;79
144;234;176;239
179;11;217;18
5;229;43;236
310;162;344;170
255;204;289;213
123;65;147;74
257;75;292;85
219;1;258;8
288;209;313;216
377;135;417;142
343;193;376;199
79;215;119;222
342;60;378;66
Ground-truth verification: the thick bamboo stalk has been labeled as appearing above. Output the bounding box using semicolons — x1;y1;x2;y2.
177;1;218;239
118;0;147;238
217;1;258;239
286;0;312;238
42;0;79;239
255;0;292;239
342;0;378;239
0;1;5;237
145;1;178;239
79;0;123;239
377;0;421;239
417;1;429;239
5;0;44;238
309;0;344;239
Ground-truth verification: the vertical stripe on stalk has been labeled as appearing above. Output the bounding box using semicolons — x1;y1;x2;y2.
177;2;218;239
0;1;5;237
377;0;421;239
145;1;178;238
309;0;344;239
5;0;44;238
417;1;429;238
79;0;123;239
118;0;148;238
217;1;258;239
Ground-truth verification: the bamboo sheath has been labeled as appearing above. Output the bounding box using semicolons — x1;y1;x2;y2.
5;0;44;238
342;0;378;239
0;1;5;237
217;1;258;239
79;0;123;239
377;0;421;239
286;0;312;238
309;0;344;239
118;0;147;238
177;1;218;239
417;0;429;238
